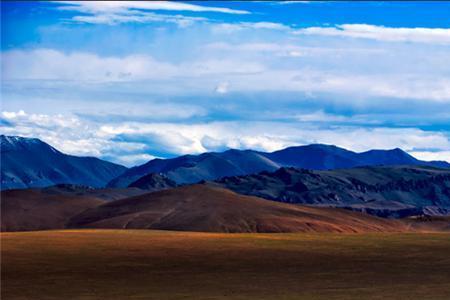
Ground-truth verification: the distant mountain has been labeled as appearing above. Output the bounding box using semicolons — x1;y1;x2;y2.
128;173;177;191
108;149;279;187
1;135;127;190
264;144;360;169
67;185;408;233
265;144;450;169
210;165;450;218
108;144;449;187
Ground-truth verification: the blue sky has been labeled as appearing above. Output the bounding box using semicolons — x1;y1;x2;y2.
1;1;450;166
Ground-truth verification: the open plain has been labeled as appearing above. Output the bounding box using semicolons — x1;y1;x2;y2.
2;230;450;300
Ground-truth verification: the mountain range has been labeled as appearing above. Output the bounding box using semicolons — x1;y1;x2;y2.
1;135;449;190
108;144;450;188
1;135;450;232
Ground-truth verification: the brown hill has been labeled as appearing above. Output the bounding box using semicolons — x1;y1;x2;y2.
1;189;105;231
68;185;408;233
404;215;450;232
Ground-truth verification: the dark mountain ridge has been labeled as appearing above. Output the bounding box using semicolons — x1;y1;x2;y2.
128;173;177;191
209;165;450;218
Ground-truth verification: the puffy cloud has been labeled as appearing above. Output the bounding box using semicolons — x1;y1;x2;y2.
2;110;26;119
90;122;450;162
0;110;148;163
2;110;450;165
215;82;230;94
295;24;450;45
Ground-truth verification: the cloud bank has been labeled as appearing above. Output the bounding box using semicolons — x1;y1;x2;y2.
2;2;449;165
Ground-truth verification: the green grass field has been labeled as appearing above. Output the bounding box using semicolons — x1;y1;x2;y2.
2;230;450;299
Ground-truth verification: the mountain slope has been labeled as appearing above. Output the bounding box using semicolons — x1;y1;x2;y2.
41;184;147;202
108;144;449;187
1;135;127;190
1;188;105;231
210;165;450;218
68;185;407;233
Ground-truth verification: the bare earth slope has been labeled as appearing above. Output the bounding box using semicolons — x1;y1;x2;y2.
1;189;105;231
68;185;407;233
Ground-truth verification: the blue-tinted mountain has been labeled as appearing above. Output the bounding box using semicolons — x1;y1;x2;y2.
108;144;449;187
1;135;127;190
108;149;280;187
263;144;360;169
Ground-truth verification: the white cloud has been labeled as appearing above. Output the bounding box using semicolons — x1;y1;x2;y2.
54;1;249;26
2;49;265;82
2;110;450;165
215;81;230;94
204;42;387;60
410;151;450;163
295;110;349;123
56;1;249;15
295;24;450;45
2;49;178;81
0;110;147;161
114;153;158;167
212;22;290;33
95;121;450;160
71;12;207;27
3;47;450;102
2;110;26;119
2;110;80;128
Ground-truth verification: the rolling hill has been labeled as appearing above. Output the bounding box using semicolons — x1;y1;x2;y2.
67;185;408;233
0;185;151;231
1;135;127;190
1;188;104;231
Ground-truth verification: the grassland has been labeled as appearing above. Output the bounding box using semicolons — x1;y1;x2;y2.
2;230;450;299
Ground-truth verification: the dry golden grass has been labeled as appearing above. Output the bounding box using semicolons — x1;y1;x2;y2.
2;230;450;299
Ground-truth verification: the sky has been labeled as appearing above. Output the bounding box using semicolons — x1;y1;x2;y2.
1;1;450;166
